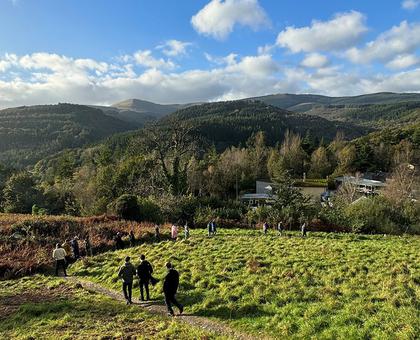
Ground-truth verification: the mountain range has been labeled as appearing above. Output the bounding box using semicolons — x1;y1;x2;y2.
1;92;419;167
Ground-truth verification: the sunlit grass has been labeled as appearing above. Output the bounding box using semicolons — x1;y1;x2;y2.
0;275;219;339
72;229;420;339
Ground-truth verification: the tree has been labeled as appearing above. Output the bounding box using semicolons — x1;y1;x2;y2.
382;163;418;208
308;146;331;178
247;131;268;179
3;172;41;213
145;123;197;196
335;144;356;175
114;194;140;221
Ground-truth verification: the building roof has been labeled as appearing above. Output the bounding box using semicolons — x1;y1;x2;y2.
335;176;386;187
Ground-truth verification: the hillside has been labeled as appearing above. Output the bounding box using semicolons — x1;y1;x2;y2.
0;103;137;168
253;92;420;110
163;100;370;149
111;98;199;119
91;105;156;126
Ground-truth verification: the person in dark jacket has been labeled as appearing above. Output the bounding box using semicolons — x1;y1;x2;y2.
71;236;80;259
118;256;136;304
155;225;160;242
129;230;136;247
84;235;93;257
263;222;269;235
136;254;153;301
163;262;183;316
301;222;307;237
115;232;124;250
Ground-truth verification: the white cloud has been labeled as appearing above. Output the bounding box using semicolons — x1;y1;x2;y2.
386;54;420;69
204;52;238;65
157;40;192;57
132;50;176;69
191;0;270;40
346;21;420;64
277;11;367;53
301;53;329;68
402;0;420;10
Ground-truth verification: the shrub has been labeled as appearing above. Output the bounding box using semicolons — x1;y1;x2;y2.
344;196;399;234
114;194;140;221
137;198;163;224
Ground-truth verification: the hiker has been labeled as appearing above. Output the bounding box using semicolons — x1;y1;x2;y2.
53;243;67;277
71;236;80;259
118;256;136;305
277;221;283;236
129;230;136;247
184;222;190;240
163;262;183;316
207;220;213;237
136;254;153;301
115;232;124;250
84;235;93;257
62;239;72;266
171;224;178;241
212;219;217;235
155;225;161;242
301;222;307;237
263;222;269;235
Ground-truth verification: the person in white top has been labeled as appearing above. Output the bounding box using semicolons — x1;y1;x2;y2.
53;243;67;276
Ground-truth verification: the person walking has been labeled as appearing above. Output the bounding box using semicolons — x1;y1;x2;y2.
155;225;161;242
211;219;217;235
118;256;136;305
277;221;283;236
171;224;178;241
62;239;72;267
129;230;136;247
263;222;269;235
207;220;213;237
301;222;307;237
136;254;153;301
84;235;93;257
163;262;183;316
71;236;80;259
115;232;124;250
53;243;67;277
184;222;190;240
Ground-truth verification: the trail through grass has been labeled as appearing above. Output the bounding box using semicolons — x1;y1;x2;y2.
72;229;420;339
0;275;221;339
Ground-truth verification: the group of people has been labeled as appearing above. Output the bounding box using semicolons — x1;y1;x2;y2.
262;221;308;237
170;222;191;240
53;235;92;276
117;255;183;316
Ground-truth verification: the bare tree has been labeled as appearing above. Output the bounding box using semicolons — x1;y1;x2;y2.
145;123;198;195
383;163;418;207
334;173;361;206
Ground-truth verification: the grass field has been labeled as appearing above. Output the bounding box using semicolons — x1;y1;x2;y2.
0;275;218;339
72;229;420;339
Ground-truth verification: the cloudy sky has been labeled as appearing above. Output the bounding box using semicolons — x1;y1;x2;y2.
1;0;420;108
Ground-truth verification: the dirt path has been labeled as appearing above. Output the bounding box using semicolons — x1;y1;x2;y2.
65;276;269;340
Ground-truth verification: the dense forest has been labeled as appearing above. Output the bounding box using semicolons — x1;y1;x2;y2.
0;104;138;167
0;96;419;234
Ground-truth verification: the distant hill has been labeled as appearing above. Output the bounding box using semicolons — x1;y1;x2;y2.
0;103;137;167
111;98;200;119
162;100;370;150
90;105;156;126
253;92;420;110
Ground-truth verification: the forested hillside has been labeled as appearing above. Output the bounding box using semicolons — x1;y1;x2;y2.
0;104;137;167
163;100;369;150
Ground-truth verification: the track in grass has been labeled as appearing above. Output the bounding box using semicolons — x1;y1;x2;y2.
71;229;420;339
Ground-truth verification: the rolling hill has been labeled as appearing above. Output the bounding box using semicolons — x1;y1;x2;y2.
162;100;370;150
0;103;137;168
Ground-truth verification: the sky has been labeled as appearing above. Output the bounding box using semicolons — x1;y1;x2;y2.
0;0;420;108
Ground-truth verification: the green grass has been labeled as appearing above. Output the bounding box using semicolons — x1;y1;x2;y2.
0;275;219;339
72;229;420;339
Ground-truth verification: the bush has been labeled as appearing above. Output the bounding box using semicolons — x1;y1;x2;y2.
344;196;399;234
114;194;140;221
137;198;163;224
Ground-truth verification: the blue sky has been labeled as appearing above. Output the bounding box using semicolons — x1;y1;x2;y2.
0;0;420;107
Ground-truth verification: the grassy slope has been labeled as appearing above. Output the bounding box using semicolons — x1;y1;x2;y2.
0;275;218;339
72;229;420;339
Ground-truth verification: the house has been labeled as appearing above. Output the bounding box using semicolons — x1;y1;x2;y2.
335;176;386;195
